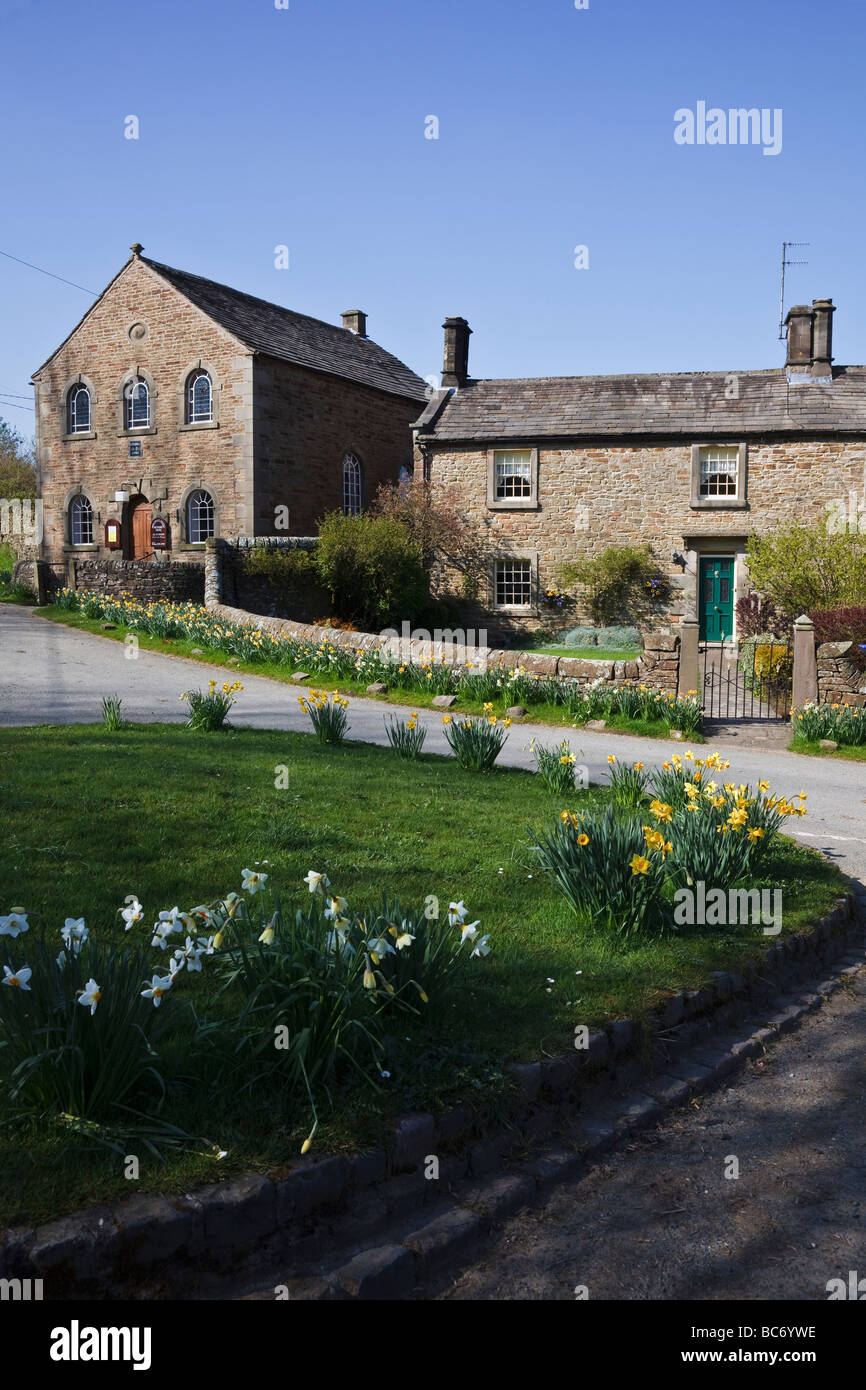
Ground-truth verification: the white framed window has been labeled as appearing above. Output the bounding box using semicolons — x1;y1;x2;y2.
699;445;739;497
125;378;150;430
186;488;215;543
495;558;532;608
494;449;532;499
69;494;94;545
342;453;363;515
67;385;91;434
187;371;212;424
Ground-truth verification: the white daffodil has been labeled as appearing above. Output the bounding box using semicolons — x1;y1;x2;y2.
141;973;174;1007
56;950;67;969
197;935;216;955
155;906;190;938
304;870;330;894
324;895;349;920
0;912;29;938
169;950;186;976
367;937;396;964
2;964;32;991
460;921;481;943
326;928;354;957
447;901;468;927
242;868;269;895
395;932;415;950
151;922;176;950
362;959;377;990
258;924;275;946
61;918;88;953
179;937;206;970
470;935;492;959
77;977;102;1014
120;898;144;930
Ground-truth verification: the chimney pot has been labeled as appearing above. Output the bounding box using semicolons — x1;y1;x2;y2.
342;310;367;337
811;297;835;376
442;316;472;388
784;304;813;370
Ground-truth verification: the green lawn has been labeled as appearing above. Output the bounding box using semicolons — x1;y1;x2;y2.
37;606;699;741
521;646;642;661
0;722;843;1227
789;735;866;762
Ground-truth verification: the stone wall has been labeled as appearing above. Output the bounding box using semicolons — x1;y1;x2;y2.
68;557;205;604
216;536;330;623
816;641;866;706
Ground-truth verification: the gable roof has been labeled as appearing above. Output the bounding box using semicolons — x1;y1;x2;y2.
415;367;866;442
143;258;427;402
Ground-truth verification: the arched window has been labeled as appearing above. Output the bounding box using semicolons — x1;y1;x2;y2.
186;488;215;543
125;377;150;429
69;494;94;545
67;384;91;434
187;371;212;424
342;453;362;515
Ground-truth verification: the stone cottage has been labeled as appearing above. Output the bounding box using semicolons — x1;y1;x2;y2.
414;303;866;640
32;245;427;586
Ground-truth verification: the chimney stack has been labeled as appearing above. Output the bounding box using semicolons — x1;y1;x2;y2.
341;310;367;337
785;298;835;382
442;317;472;388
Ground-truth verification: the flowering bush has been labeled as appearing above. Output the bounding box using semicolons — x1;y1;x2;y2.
298;689;350;745
384;711;427;758
442;710;512;772
181;679;243;732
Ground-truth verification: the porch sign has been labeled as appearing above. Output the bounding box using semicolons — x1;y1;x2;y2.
699;556;734;640
150;515;169;549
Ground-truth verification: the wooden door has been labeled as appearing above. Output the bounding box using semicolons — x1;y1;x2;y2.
131;498;152;559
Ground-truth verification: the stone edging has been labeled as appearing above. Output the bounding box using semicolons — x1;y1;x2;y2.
1;894;859;1296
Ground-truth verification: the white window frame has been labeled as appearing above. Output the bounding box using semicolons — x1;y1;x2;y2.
690;442;748;509
68;385;91;434
125;378;150;430
69;494;94;545
342;453;363;515
187;371;213;424
486;447;539;510
494;556;533;609
186;488;215;543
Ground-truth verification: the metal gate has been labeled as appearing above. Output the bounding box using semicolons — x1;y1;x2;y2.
700;634;793;721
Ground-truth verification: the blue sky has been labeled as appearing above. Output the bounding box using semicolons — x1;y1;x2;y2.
1;0;864;436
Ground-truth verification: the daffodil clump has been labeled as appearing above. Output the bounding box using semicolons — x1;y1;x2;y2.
384;711;427;758
793;700;866;747
527;737;584;794
298;689;350;744
0;868;491;1157
181;679;243;732
441;710;513;772
605;753;648;809
530;750;808;936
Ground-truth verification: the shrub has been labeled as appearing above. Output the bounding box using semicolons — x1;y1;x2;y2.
182;679;243;732
529;738;586;794
560;625;642;650
298;689;350;745
314;512;429;630
739;634;793;695
810;605;866;670
746;519;866;615
558;546;661;625
441;712;511;772
734;592;787;639
384;711;427;758
241;545;316;592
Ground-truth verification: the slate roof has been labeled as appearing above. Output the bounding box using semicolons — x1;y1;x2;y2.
414;367;866;442
143;258;427;403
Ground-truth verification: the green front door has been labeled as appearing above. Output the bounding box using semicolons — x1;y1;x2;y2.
699;556;734;640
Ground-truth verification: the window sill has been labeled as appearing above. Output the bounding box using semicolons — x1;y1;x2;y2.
486;498;540;512
178;420;218;432
179;542;207;551
61;431;96;442
689;498;749;510
493;604;535;614
117;427;157;437
63;544;100;553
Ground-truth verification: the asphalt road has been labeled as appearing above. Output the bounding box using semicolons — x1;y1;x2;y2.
2;603;865;902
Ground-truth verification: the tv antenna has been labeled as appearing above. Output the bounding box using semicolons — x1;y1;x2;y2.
778;241;809;339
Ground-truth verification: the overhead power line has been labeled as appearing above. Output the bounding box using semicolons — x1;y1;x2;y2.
0;248;97;296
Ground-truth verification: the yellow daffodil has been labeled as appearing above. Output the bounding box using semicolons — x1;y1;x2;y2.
629;854;651;876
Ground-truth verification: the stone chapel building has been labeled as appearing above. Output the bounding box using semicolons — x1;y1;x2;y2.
32;245;427;579
414;303;866;640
